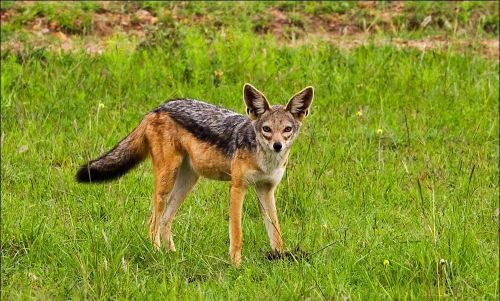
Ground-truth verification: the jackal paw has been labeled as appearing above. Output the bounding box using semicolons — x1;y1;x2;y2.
161;232;175;252
161;234;176;252
230;249;241;267
151;233;162;251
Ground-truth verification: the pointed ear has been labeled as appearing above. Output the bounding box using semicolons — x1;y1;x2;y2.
286;86;314;120
243;83;270;120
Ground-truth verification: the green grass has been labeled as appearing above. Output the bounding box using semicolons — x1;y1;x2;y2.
2;5;499;301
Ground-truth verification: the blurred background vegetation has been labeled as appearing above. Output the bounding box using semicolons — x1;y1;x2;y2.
1;1;498;58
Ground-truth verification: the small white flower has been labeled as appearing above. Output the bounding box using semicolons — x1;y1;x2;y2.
121;257;127;272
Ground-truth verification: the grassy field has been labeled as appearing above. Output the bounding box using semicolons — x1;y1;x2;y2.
1;2;499;300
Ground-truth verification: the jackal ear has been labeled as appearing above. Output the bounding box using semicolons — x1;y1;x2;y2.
286;86;314;120
243;83;270;120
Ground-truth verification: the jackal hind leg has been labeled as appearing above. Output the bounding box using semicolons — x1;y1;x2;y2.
158;159;198;251
149;150;184;250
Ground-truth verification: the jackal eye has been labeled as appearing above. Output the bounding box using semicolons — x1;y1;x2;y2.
284;126;292;133
262;126;272;133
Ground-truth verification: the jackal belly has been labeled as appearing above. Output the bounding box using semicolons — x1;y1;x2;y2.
181;134;232;181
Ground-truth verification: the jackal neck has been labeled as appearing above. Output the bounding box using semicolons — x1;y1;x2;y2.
255;146;289;174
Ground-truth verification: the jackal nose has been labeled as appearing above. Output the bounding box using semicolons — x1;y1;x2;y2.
273;142;282;152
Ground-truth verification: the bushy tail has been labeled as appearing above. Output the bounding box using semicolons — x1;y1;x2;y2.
76;119;149;183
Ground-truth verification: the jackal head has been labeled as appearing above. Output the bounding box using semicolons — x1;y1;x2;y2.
243;83;314;153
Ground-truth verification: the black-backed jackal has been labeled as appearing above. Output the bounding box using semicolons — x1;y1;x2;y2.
76;84;314;266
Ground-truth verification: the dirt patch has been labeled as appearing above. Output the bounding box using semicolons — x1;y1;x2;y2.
0;9;16;22
480;39;500;59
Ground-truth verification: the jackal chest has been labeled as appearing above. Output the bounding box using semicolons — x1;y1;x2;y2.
245;151;288;185
246;166;286;186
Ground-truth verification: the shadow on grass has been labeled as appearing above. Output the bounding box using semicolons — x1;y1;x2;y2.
265;246;310;263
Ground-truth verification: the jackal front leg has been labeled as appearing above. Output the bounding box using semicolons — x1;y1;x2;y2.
256;183;284;253
229;180;247;266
